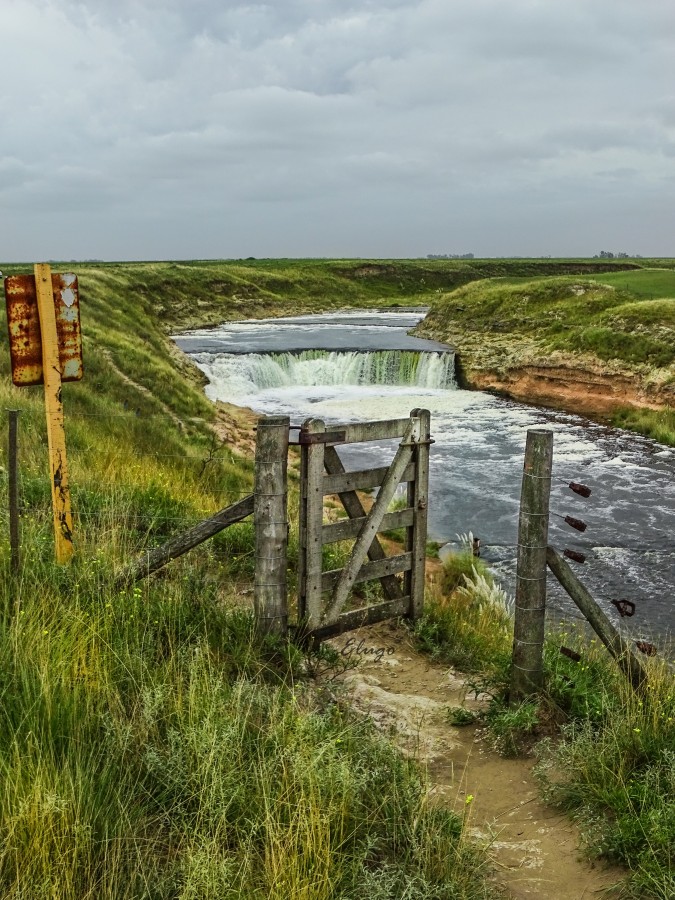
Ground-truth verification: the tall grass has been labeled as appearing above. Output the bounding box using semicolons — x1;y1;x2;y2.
0;279;496;897
413;548;512;674
415;552;674;898
534;633;675;900
0;531;496;897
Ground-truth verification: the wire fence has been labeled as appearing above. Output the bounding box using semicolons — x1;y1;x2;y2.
2;409;672;659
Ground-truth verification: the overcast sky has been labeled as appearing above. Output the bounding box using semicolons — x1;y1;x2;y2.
1;0;673;260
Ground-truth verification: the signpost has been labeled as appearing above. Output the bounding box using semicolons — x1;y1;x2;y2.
3;264;83;562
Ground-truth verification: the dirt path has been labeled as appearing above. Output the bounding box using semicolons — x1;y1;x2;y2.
328;620;624;899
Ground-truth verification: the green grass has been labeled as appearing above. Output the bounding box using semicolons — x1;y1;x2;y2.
413;549;512;675
583;268;675;299
534;633;675;900
612;407;675;445
422;276;675;363
0;260;504;898
415;555;675;899
0;567;497;898
0;499;495;897
418;271;675;444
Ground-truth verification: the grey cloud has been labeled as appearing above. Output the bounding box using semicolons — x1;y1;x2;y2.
0;0;673;259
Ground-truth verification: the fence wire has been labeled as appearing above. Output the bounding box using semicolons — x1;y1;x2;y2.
2;410;671;659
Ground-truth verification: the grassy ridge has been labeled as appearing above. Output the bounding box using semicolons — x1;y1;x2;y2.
1;256;646;333
418;269;675;444
423;274;675;368
0;262;502;898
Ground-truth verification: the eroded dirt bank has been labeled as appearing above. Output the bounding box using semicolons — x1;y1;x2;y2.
419;329;674;420
328;621;624;900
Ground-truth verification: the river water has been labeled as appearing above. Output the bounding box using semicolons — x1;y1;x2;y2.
175;309;675;651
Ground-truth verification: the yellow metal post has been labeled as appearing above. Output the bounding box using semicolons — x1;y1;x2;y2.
35;263;74;562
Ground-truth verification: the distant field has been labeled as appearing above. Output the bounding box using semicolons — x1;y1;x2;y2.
0;256;657;333
493;267;675;297
582;267;675;298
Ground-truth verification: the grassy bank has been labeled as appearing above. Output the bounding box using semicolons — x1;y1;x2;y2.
0;266;504;898
0;256;647;333
417;549;675;899
418;269;675;444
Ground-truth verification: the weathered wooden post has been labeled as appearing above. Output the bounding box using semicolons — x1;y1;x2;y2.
407;407;431;620
7;409;20;574
511;428;553;702
35;263;74;563
298;418;326;631
254;416;290;636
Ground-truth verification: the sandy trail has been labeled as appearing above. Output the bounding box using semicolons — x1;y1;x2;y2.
328;620;624;899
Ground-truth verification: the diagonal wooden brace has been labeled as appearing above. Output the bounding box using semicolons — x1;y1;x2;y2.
324;445;405;603
323;417;420;624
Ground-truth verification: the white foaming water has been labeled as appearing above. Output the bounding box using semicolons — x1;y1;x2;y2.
179;310;675;647
194;349;456;395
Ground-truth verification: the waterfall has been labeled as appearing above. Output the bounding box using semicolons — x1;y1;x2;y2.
193;349;456;396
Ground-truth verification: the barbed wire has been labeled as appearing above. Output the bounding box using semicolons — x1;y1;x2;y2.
11;508;253;526
5;404;211;419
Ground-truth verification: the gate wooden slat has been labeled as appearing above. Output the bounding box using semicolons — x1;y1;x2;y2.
407;408;431;620
305;596;411;641
299;418;326;629
321;552;413;592
338;418;413;443
323;462;416;495
322;508;414;544
324;445;406;604
299;411;431;638
323;417;420;624
254;416;290;636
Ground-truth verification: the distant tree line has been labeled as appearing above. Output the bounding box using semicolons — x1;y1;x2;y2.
594;251;642;259
427;253;474;259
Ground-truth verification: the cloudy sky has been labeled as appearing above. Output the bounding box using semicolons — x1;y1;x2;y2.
1;0;673;260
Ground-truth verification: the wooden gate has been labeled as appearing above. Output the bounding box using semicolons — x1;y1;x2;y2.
297;409;431;639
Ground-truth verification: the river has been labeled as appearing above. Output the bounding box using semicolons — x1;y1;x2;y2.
175;309;675;652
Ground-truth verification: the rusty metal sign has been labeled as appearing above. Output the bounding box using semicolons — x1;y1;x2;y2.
4;273;83;386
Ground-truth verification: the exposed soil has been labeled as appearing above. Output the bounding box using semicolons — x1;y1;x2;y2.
441;331;675;418
328;621;625;899
465;361;673;418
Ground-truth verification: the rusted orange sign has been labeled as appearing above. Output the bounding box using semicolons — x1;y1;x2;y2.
4;273;83;386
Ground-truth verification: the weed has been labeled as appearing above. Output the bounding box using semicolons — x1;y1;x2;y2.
413;549;512;674
446;707;478;726
484;701;539;757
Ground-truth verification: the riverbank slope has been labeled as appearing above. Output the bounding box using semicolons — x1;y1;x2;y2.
414;271;675;444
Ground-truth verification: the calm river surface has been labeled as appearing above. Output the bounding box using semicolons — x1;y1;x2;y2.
175;310;675;651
